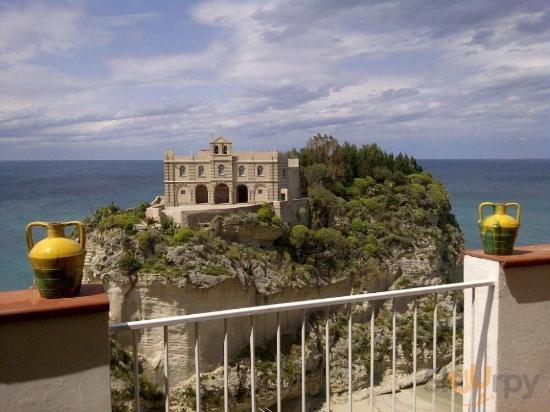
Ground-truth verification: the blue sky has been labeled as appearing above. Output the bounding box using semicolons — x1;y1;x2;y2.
1;0;549;160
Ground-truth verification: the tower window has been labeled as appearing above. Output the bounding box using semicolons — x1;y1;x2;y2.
198;166;205;177
257;165;264;176
214;146;219;154
218;164;225;176
223;145;227;154
179;166;186;176
239;165;245;176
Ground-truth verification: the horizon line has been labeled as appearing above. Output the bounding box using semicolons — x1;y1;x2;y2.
1;158;550;162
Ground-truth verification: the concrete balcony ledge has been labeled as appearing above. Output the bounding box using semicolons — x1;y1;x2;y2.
0;284;111;412
465;244;550;268
0;284;109;323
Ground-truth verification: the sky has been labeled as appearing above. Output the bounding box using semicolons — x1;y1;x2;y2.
1;0;549;160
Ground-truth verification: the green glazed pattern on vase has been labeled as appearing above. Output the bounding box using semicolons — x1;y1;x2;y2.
33;267;84;299
480;226;518;255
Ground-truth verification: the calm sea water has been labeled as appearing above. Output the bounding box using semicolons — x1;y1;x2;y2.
1;160;549;291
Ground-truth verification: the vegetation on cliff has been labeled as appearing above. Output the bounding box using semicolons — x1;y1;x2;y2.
287;133;461;286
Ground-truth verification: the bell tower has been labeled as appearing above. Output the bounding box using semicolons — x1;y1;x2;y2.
210;136;232;156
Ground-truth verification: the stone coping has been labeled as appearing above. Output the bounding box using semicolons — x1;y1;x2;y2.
0;284;109;323
464;244;550;268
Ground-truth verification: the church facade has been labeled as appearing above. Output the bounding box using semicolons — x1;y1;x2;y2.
163;137;300;206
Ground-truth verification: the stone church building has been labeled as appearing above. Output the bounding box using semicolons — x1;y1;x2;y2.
163;137;300;206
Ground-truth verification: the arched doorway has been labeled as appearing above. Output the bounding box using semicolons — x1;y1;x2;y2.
237;185;248;203
214;183;229;204
195;185;208;204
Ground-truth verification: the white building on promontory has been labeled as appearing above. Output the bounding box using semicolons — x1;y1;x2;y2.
163;137;300;206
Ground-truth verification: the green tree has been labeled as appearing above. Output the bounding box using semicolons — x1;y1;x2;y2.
308;185;343;229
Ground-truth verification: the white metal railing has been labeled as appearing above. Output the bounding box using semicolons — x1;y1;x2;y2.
109;279;494;411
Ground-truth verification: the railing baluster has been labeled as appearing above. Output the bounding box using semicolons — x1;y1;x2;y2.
325;308;330;411
370;305;374;412
302;309;306;412
195;322;201;412
348;305;353;412
432;293;437;412
277;312;281;412
224;318;229;412
451;298;456;412
250;315;256;412
470;288;476;409
413;298;417;412
132;330;140;412
164;326;169;411
392;298;396;412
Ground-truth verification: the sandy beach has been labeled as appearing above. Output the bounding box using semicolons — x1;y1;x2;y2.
329;385;461;411
281;384;462;411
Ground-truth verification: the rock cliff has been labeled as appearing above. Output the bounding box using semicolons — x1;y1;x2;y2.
85;136;464;410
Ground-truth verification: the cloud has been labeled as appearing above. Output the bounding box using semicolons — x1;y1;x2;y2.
0;4;103;63
1;1;550;159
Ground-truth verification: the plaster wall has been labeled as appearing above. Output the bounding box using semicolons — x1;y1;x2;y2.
0;312;111;412
463;256;550;411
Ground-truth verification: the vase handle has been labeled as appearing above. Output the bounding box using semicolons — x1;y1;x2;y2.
505;203;521;225
63;221;86;250
478;202;495;223
26;221;49;251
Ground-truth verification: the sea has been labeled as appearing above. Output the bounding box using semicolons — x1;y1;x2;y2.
1;159;549;291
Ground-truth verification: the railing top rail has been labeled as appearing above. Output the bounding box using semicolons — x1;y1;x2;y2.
109;279;493;331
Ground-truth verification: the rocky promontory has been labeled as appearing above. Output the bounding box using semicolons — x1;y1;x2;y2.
86;135;463;411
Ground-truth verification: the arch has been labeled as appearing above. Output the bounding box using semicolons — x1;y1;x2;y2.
218;164;225;176
214;183;230;204
179;165;186;176
237;184;248;203
238;165;246;177
195;185;208;204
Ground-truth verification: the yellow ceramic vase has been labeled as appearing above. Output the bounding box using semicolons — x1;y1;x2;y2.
27;221;86;298
478;202;521;255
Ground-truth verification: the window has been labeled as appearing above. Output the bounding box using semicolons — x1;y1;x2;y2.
282;168;286;177
257;165;264;176
222;145;227;154
218;164;225;176
214;146;219;154
238;165;245;176
258;189;263;194
179;166;186;176
180;189;186;194
280;193;286;201
198;166;205;177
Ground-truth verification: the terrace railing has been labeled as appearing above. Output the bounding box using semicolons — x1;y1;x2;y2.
4;246;549;411
110;279;494;412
